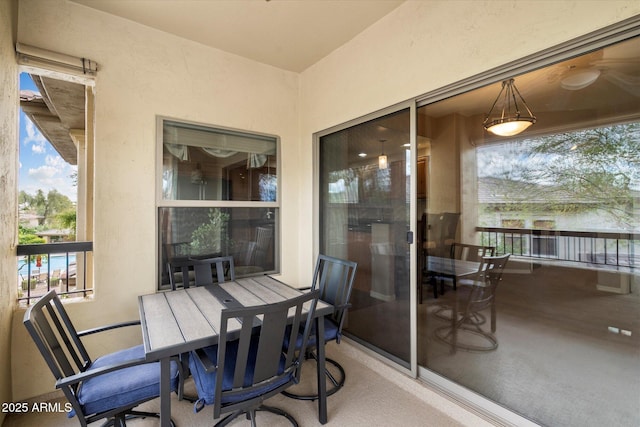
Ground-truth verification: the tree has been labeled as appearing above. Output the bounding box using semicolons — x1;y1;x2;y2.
18;224;45;245
56;209;77;240
479;122;640;229
528;123;640;226
20;189;74;227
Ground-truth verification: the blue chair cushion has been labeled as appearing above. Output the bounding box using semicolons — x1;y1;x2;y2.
189;337;290;406
74;344;179;417
284;317;339;350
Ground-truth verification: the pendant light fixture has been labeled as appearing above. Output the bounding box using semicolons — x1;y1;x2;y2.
378;140;388;169
483;78;536;137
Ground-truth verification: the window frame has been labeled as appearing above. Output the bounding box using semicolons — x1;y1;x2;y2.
155;116;281;289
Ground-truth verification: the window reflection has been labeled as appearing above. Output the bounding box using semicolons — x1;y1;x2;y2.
158;207;277;288
162;120;277;201
418;36;639;427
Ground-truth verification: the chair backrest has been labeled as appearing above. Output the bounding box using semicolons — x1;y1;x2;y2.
232;240;257;266
254;226;273;267
23;290;90;421
467;254;510;310
426;212;460;256
311;255;358;340
167;256;235;290
450;243;495;262
213;289;320;419
482;253;510;287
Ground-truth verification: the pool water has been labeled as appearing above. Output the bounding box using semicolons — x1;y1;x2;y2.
17;254;77;277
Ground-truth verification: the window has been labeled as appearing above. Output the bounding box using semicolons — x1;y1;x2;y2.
16;44;97;305
157;118;279;288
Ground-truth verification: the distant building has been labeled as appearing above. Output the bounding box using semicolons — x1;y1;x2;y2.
35;229;73;243
18;212;44;227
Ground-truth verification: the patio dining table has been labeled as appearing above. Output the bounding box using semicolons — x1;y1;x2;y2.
427;256;481;278
424;256;481;298
138;275;334;427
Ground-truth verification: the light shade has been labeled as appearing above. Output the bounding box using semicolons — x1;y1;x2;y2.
378;154;388;169
560;69;600;90
483;78;536;137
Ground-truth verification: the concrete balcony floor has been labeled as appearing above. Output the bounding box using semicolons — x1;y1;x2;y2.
3;342;492;427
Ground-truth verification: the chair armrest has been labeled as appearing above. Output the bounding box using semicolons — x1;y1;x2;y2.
56;355;149;388
77;320;141;337
193;348;217;374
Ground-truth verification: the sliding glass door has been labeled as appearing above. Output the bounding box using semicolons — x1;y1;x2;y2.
416;35;640;427
318;107;414;367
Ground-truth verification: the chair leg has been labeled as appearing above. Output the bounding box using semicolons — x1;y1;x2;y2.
281;354;346;401
215;410;244;427
215;406;298;427
258;405;298;427
101;411;176;427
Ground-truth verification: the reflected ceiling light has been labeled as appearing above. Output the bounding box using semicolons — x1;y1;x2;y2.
358;152;367;158
483;78;536;137
378;140;388;170
561;69;601;90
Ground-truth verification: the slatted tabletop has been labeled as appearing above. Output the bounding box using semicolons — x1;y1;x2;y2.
427;256;480;278
139;275;331;361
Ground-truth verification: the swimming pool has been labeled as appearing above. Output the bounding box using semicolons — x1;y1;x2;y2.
17;254;76;277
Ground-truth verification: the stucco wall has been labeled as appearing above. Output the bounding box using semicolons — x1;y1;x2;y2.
0;0;18;422
11;0;300;400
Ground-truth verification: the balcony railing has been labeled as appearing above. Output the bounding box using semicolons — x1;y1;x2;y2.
17;241;93;305
476;227;639;269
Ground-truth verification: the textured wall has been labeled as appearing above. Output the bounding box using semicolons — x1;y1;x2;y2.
0;0;19;422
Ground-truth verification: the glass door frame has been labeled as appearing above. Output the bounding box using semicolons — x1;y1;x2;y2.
313;99;418;378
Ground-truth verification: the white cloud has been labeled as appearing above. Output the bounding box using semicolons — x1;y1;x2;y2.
28;165;59;180
23;117;49;156
26;155;78;202
45;155;67;168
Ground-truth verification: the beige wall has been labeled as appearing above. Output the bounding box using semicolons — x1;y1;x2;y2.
6;0;640;401
0;0;18;422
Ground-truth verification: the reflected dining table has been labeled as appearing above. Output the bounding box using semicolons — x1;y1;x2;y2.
138;275;334;427
425;256;481;298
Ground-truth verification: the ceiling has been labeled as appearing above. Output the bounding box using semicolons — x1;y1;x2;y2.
71;0;405;72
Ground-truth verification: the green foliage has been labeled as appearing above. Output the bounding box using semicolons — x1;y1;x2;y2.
190;209;230;256
20;189;74;227
480;123;640;228
18;224;45;245
55;209;77;239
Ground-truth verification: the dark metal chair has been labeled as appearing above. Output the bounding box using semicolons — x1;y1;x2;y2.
435;254;511;353
188;290;321;426
167;255;235;290
167;255;237;402
282;254;358;401
446;242;495;290
23;290;181;427
419;213;461;301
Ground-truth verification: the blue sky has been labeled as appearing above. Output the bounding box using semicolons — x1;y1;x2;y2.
19;73;77;203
